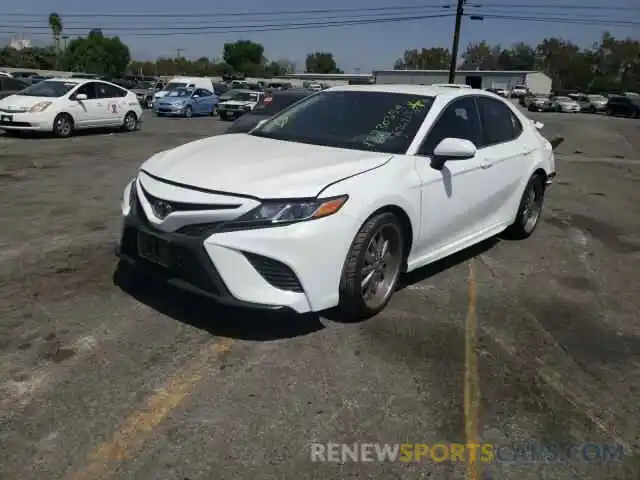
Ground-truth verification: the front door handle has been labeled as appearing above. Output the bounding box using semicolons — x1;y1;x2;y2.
480;162;493;169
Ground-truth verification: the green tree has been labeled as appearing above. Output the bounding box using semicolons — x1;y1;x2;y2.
48;12;63;69
394;48;451;69
222;40;264;73
63;29;131;77
305;52;342;73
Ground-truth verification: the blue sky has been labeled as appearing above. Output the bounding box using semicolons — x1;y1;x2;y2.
4;0;639;71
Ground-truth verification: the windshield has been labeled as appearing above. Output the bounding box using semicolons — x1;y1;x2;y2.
251;91;434;154
165;82;186;91
133;81;152;89
165;88;192;98
227;91;259;102
16;80;77;97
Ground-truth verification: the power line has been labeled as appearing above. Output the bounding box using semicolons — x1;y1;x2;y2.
467;13;640;27
0;13;458;36
469;2;639;10
0;4;457;18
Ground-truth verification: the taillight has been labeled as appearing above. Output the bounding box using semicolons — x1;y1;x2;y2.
264;96;272;104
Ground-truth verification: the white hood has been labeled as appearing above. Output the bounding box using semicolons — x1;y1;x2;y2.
0;95;53;111
220;100;256;107
140;134;392;198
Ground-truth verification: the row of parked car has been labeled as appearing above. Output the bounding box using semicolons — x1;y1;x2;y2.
521;91;640;117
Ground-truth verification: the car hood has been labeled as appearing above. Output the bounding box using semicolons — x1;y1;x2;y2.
0;95;54;111
140;134;392;198
156;97;188;104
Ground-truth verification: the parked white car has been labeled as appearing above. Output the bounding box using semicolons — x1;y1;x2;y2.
432;83;472;89
550;96;581;113
116;85;557;319
0;78;142;137
217;89;264;121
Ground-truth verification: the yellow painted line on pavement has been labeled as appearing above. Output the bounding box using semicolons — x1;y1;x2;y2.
464;259;480;480
66;338;233;480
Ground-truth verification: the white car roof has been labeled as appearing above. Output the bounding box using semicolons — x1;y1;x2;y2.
325;83;504;101
43;77;87;84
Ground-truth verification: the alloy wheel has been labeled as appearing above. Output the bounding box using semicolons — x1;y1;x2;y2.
360;224;402;310
521;180;543;233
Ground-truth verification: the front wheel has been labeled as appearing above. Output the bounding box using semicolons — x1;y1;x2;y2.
504;173;545;239
52;113;74;138
338;212;405;320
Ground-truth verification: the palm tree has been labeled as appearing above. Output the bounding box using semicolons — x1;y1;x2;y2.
48;13;63;69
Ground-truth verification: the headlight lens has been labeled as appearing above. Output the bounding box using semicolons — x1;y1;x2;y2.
236;195;348;225
29;101;51;112
121;175;138;216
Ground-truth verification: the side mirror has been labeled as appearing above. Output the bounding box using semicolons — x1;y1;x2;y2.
192;95;199;99
430;138;477;169
75;93;87;101
532;120;544;130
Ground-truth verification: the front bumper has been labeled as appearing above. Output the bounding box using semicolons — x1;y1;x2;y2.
154;104;187;116
0;111;53;131
117;189;355;313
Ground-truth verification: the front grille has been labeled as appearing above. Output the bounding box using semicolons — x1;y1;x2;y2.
0;121;30;127
176;222;223;237
139;185;241;212
243;252;303;293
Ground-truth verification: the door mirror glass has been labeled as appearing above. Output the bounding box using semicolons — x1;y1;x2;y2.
433;137;477;159
75;93;87;101
193;94;199;99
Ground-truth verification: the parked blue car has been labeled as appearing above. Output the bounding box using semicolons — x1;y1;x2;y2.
154;87;219;117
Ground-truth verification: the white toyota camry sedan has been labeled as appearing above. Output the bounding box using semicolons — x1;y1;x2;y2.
0;78;142;137
116;85;557;319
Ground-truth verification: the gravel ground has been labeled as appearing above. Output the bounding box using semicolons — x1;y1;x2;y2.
0;112;639;480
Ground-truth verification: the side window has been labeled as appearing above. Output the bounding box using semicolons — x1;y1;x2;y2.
96;83;126;98
477;97;520;146
74;82;97;99
418;96;481;156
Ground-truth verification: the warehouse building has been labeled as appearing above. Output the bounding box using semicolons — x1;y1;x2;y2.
373;69;552;95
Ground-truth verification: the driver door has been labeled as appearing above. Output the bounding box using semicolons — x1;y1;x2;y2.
69;82;101;127
413;95;494;260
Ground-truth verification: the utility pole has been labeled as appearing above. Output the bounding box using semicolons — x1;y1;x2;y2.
176;48;183;58
448;0;466;83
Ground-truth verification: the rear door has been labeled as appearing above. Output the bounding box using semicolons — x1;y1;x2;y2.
476;96;532;226
96;82;128;125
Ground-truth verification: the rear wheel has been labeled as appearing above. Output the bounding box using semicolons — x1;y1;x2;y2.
52;113;73;138
338;212;405;320
504;173;545;239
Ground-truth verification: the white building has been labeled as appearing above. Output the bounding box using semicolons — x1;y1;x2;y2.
9;38;32;50
373;69;552;95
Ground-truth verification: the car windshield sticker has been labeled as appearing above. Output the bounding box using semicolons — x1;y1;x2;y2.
370;99;427;140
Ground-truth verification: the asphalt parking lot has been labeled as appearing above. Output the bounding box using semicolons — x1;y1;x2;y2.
1;112;639;480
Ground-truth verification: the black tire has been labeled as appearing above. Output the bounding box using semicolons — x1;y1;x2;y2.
145;97;153;109
184;106;193;118
338;212;405;320
209;106;217;116
52;113;74;138
504;174;545;240
122;111;137;131
220;112;229;121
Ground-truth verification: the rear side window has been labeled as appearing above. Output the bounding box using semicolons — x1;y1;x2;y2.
97;83;127;98
477;97;522;146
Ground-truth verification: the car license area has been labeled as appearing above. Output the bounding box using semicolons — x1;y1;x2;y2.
1;114;13;123
137;231;170;267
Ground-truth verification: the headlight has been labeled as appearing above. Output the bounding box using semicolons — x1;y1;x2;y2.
235;195;348;226
121;175;138;216
29;101;51;112
175;101;185;106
